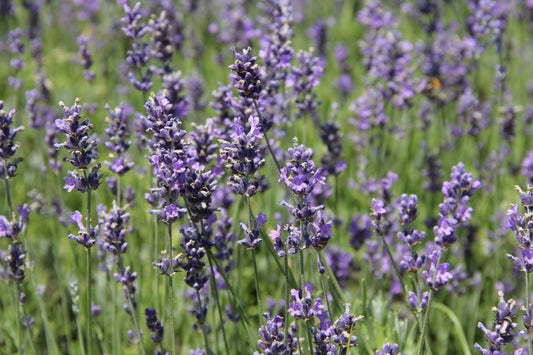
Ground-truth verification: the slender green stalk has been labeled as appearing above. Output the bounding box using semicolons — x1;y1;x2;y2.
86;183;93;355
245;195;263;322
207;252;230;354
299;250;305;288
86;248;92;355
12;286;22;353
4;170;13;214
126;287;147;355
417;251;443;355
252;99;282;173
305;319;314;355
167;224;176;355
376;225;406;294
251;248;263;323
19;297;36;354
527;272;532;355
197;289;211;354
317;251;332;318
284;248;290;347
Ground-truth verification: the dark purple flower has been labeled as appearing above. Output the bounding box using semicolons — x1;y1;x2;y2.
348;213;373;250
324;246;355;289
77;36;95;82
0;101;23;179
145;307;165;344
220;116;266;198
279;139;325;199
256;314;287;354
100;202;130;256
474;291;524;354
229;46;263;100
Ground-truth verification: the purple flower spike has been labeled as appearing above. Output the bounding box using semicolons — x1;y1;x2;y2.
377;343;401;355
257;314;287;354
229;46;263;100
145;308;165;344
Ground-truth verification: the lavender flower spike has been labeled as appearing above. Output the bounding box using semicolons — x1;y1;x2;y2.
229;46;263;100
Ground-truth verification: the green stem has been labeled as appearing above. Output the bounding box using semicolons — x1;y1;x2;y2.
527;272;532;355
86;248;92;355
284;249;290;347
376;225;406;294
197;290;211;354
207;253;230;354
126;287;147;355
167;224;176;355
299;249;305;288
305;319;314;355
19;296;36;354
86;182;93;355
417;251;444;355
252;99;282;174
4;169;13;214
318;251;333;318
252;248;263;322
13;286;22;353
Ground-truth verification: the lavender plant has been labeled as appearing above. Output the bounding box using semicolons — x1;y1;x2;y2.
55;98;102;355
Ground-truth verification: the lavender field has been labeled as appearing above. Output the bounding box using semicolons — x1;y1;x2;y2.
1;0;533;354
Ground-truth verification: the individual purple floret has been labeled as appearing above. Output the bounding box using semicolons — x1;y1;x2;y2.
229;46;263;100
288;282;323;320
474;291;524;354
68;211;98;249
376;343;401;355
